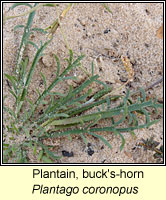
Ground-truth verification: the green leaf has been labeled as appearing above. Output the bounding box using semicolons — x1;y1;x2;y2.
40;72;47;90
3;106;16;120
22;127;30;138
95;79;109;89
37;150;43;161
73;75;99;95
14;25;24;31
113;129;125;151
27;41;39;50
139;87;146;102
15;3;38;74
20;57;29;79
8;89;17;100
35;54;84;111
102;3;112;14
146;119;160;128
35;88;41;97
106;96;111;110
38;142;61;160
128;112;133;125
88;132;112;149
46;149;61;160
10;3;33;10
101;103;105;111
25;40;51;90
54;54;60;77
130;131;136;139
41;113;69;127
62;76;78;81
12;124;19;134
43;3;57;7
48;92;65;97
33;143;37;155
119;133;125;151
141;108;150;124
31;27;47;34
67;135;72;141
86;114;101;129
92;86;112;101
80;134;88;145
5;74;17;93
40;100;49;105
69;49;73;65
96;107;101;112
42;156;53;163
91;61;94;76
16;101;24;116
67;89;92;106
20;88;27;101
131;113;138;126
3;143;9;147
61;54;85;77
26;97;33;106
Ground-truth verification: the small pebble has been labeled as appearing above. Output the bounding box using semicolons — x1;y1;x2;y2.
62;150;74;157
104;29;110;34
42;53;53;67
87;147;94;156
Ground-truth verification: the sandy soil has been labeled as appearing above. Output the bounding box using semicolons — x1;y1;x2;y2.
3;3;163;163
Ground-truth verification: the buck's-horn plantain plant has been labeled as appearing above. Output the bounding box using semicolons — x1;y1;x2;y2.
3;3;163;163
